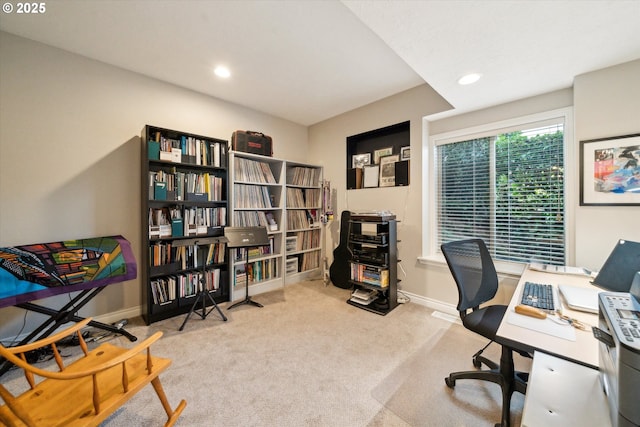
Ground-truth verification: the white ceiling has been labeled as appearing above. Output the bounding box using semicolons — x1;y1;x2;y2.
1;0;639;126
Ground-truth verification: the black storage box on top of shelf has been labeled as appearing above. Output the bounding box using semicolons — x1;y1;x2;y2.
231;130;273;157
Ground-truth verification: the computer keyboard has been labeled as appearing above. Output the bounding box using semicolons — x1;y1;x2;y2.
521;282;556;311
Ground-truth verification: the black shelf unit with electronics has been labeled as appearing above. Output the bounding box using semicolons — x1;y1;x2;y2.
141;125;229;325
346;215;398;315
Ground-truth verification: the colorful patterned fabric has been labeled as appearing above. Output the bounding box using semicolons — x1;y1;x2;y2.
0;236;136;308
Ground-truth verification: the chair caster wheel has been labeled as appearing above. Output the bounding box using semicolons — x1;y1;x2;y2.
445;376;456;388
472;356;482;368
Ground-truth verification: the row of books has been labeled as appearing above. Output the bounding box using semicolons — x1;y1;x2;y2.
300;251;320;271
285;188;321;208
234;258;279;286
349;262;389;287
286;209;318;230
233;210;278;230
286;229;320;252
234;157;277;184
150;133;226;168
182;206;226;228
149;242;227;268
149;207;227;238
150;268;222;305
287;166;320;187
232;236;276;262
234;183;275;209
149;170;224;201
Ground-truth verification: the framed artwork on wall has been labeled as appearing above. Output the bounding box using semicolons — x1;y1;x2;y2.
580;133;640;206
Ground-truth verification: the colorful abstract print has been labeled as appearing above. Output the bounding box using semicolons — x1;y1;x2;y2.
0;236;136;308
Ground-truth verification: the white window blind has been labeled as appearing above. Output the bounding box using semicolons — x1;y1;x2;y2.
436;122;565;265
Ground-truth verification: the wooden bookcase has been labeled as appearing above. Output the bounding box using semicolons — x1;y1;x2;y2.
284;161;323;284
141;125;229;325
228;151;285;301
346;215;398;315
228;151;324;302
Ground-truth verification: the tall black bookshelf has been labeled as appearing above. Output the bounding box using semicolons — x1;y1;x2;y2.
141;125;229;325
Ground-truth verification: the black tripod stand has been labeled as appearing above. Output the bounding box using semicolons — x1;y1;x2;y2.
178;238;228;331
225;226;270;310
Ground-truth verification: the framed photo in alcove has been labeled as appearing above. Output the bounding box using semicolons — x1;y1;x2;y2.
352;153;371;169
401;146;410;160
374;147;393;164
379;154;399;187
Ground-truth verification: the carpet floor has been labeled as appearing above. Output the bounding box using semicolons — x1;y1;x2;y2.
1;279;530;426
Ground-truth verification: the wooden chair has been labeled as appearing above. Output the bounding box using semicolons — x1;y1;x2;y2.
0;318;186;427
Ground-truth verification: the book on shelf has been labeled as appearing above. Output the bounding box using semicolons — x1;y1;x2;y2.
233;210;277;230
285;188;320;209
150;277;177;305
288;229;320;251
300;252;320;271
233;236;274;262
234;258;279;286
149;170;223;202
150;132;226;167
234;183;274;208
149;208;171;238
234;156;277;183
265;212;278;231
287;166;320;187
350;262;389;287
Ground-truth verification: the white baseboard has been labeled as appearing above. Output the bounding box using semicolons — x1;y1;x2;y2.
401;290;459;318
89;306;142;325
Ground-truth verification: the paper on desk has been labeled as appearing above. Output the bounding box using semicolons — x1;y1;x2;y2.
528;263;592;276
506;310;576;341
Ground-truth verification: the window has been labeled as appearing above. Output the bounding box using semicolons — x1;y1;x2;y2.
428;109;572;266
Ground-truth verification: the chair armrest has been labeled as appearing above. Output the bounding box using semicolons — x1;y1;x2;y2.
0;331;164;381
1;317;92;355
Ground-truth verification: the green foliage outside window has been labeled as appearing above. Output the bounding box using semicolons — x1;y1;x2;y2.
438;129;565;264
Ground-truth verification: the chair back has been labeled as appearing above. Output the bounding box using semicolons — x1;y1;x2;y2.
441;239;498;315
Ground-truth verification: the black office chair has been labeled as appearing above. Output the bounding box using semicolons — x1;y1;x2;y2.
441;238;528;427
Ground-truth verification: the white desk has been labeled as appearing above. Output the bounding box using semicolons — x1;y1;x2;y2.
521;351;611;427
497;267;600;368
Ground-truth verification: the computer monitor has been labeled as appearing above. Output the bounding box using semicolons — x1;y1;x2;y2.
592;239;640;292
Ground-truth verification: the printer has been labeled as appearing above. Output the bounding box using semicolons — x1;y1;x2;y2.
596;272;640;427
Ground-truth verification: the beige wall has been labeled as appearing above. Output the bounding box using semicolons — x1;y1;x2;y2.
308;84;452;309
310;60;639;314
1;30;639;338
0;32;307;337
574;59;640;268
310;87;576;312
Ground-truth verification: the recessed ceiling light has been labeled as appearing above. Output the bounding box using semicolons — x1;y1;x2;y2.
214;66;231;78
458;73;482;85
